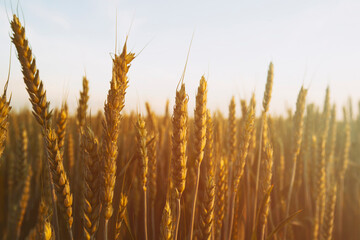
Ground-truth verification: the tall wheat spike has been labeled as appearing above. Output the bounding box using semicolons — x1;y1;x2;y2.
45;130;73;239
0;80;11;160
198;111;215;240
101;42;134;239
145;102;158;240
215;158;226;240
259;144;273;239
228;97;236;164
253;62;273;231
77;76;89;131
10;15;51;128
74;75;89;239
227;101;255;239
284;87;307;238
10;14;62;238
171;83;188;240
56;103;68;155
136;115;149;240
189;76;207;240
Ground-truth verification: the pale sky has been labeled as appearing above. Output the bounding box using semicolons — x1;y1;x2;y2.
1;0;360;117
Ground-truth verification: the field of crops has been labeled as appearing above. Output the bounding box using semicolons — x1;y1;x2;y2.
0;14;359;240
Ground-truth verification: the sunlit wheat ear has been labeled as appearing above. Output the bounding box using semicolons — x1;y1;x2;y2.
82;127;101;240
101;42;134;239
232;102;255;194
321;86;331;140
321;183;337;240
253;62;273;233
262;62;274;113
77;76;89;131
259;144;273;239
240;99;247;121
171;83;188;240
43;221;53;240
11;15;52;128
338;107;350;182
0;80;11;160
45;130;73;236
199;174;215;240
145;103;158;240
189;76;207;240
284;86;307;238
215;158;226;240
136;115;149;240
115;193;128;240
56;103;68;155
160;200;173;240
198;112;215;240
227;102;255;240
228;97;236;164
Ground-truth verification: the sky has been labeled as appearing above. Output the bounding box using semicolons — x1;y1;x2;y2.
1;0;360;117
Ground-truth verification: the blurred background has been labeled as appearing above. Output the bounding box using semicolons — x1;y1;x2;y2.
1;0;360;116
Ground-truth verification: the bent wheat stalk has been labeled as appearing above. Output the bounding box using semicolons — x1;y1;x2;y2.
10;14;61;239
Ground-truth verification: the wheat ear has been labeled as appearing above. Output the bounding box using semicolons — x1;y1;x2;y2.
284;87;307;238
56;103;68;155
77;76;89;131
115;193;128;240
101;42;134;240
160;200;173;240
10;14;61;238
189;76;207;240
227;101;255;240
253;62;273;231
82;127;101;240
136;116;149;240
215;158;226;240
171;83;188;240
198;111;215;240
0;80;11;160
45;130;73;239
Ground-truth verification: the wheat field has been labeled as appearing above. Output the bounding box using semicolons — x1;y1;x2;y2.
0;14;358;240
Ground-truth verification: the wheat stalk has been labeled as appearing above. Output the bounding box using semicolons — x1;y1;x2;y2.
227;101;255;239
189;76;207;240
45;129;73;239
171;83;188;240
101;42;134;240
82;127;101;240
284;87;307;238
136;115;149;240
